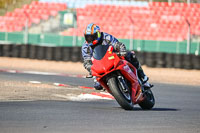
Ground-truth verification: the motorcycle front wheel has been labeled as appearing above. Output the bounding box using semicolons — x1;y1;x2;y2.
107;77;134;110
139;89;155;110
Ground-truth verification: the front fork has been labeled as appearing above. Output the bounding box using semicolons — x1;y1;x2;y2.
119;65;145;104
117;76;129;93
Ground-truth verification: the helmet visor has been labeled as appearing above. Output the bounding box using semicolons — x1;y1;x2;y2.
85;33;98;43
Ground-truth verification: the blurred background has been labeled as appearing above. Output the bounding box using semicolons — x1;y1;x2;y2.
0;0;199;69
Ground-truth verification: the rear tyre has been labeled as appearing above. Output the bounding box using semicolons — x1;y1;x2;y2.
139;89;155;110
108;77;134;110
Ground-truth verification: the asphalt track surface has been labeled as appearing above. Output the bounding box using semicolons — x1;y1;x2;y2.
0;72;200;133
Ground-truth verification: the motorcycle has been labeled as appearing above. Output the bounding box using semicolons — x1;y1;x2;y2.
90;44;155;110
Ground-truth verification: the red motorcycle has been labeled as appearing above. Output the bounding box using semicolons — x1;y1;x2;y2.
90;44;155;110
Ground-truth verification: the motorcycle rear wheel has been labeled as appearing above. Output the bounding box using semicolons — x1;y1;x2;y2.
139;89;155;110
108;77;134;110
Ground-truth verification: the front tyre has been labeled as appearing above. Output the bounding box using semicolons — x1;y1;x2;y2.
139;89;155;110
108;77;134;110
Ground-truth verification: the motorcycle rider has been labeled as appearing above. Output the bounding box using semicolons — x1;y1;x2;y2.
82;23;151;90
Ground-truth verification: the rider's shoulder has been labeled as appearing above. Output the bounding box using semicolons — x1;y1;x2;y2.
102;32;114;40
102;32;112;37
82;41;89;48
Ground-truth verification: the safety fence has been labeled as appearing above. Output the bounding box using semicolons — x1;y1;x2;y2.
0;32;200;54
0;44;199;70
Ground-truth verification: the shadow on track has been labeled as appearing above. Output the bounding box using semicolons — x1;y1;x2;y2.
0;101;179;112
151;108;179;111
113;107;179;111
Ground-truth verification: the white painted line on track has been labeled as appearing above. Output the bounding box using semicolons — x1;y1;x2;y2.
68;93;113;101
29;81;42;84
52;93;114;101
53;83;69;87
7;70;18;73
91;92;114;99
23;71;58;76
0;69;85;78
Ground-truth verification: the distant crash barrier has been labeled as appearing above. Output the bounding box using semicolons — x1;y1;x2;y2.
0;44;82;62
0;44;199;70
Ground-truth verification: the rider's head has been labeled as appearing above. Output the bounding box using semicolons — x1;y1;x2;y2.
84;23;101;46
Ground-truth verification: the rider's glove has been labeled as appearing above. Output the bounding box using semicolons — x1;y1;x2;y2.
119;50;127;57
114;42;127;57
83;60;92;72
84;63;93;78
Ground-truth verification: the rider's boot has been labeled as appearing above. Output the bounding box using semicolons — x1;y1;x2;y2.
93;78;103;90
125;51;153;88
137;66;153;88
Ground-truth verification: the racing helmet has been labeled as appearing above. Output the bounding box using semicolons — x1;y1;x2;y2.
84;23;101;45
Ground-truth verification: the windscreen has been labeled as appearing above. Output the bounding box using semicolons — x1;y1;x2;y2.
93;45;110;60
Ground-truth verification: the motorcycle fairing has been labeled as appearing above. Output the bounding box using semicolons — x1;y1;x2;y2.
91;45;144;104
